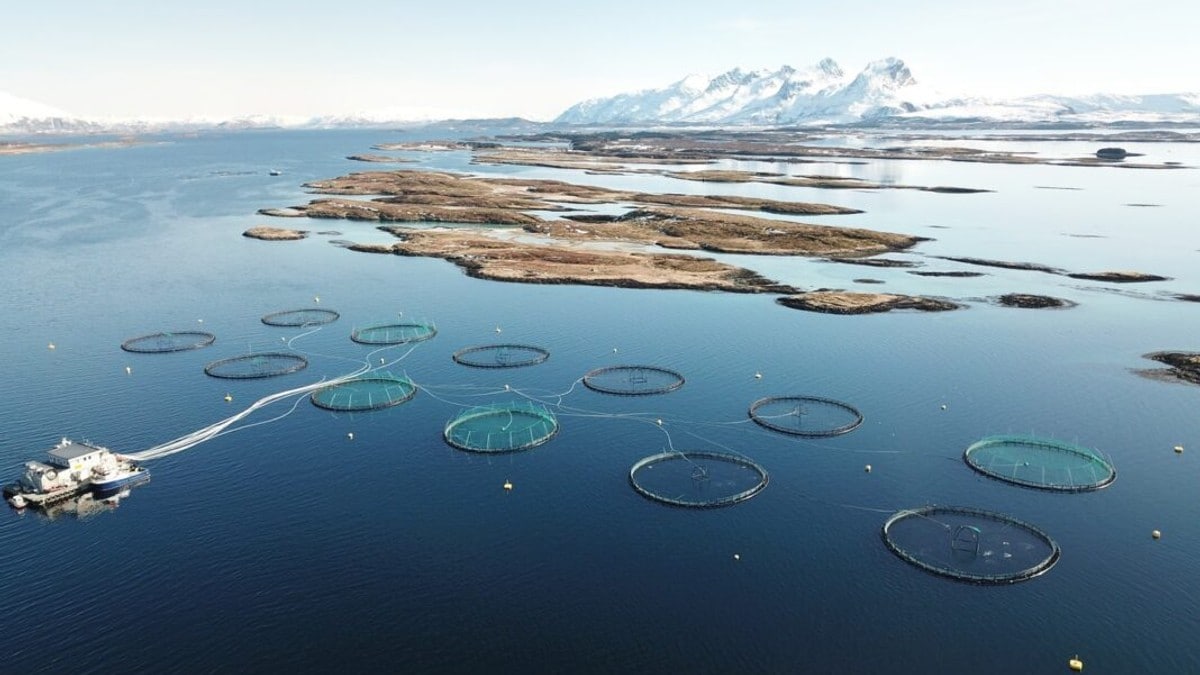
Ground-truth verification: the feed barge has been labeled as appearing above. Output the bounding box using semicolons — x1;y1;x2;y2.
4;438;149;509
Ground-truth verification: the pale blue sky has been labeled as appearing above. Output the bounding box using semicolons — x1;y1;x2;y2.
3;0;1196;120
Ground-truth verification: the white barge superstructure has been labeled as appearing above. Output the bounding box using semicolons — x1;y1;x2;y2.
4;438;149;509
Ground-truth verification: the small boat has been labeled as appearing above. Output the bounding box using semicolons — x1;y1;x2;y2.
8;494;26;509
91;462;150;496
269;169;282;176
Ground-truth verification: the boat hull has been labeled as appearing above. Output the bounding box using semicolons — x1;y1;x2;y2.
91;468;150;497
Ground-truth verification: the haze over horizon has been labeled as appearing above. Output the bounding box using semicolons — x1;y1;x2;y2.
3;0;1198;122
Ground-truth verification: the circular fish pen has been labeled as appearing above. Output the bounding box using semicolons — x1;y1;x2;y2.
964;435;1116;492
121;331;216;353
350;322;437;345
452;344;550;369
748;396;863;437
629;451;768;508
881;505;1060;584
261;308;340;327
310;374;417;411
582;365;685;396
443;401;559;453
203;352;309;379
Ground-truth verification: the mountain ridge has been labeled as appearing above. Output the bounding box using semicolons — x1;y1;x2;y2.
554;57;1200;127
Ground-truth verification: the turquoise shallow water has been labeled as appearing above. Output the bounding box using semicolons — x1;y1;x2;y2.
0;127;1198;673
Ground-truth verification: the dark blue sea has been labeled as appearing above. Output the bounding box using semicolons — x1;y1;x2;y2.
1;127;1198;673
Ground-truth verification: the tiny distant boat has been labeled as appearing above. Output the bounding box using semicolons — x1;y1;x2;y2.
269;169;282;176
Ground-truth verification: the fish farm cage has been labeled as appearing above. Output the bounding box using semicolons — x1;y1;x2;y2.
881;505;1061;584
261;308;341;327
452;344;550;369
121;331;216;353
310;373;417;411
582;365;685;396
963;435;1116;492
748;396;864;437
629;451;768;508
203;352;309;379
350;321;438;345
443;401;559;453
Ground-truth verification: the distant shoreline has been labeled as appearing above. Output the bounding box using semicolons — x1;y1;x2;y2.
0;139;142;156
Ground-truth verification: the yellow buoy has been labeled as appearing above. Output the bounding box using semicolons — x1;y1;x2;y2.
503;480;513;491
224;393;233;402
1069;655;1083;671
864;464;872;473
1174;445;1184;454
1152;530;1162;540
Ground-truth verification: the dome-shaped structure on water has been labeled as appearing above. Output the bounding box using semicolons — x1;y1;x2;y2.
881;505;1060;584
262;308;340;327
964;435;1116;491
351;321;437;345
443;401;558;453
748;396;863;437
121;331;216;353
583;365;685;396
452;344;550;369
310;373;417;411
204;352;308;379
629;451;768;508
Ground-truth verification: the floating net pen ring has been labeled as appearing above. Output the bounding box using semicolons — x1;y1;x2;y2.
261;308;340;327
748;396;864;437
350;322;437;345
443;402;559;453
881;505;1061;584
964;435;1116;492
203;352;309;379
629;451;768;508
310;374;417;411
452;344;550;369
582;365;685;396
121;331;216;353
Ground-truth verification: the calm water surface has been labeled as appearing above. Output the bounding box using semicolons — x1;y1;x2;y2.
1;128;1198;673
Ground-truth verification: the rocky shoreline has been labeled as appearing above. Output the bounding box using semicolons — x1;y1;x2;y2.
777;291;960;314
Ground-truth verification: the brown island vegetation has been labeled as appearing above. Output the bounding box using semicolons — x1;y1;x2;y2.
1140;352;1200;385
777;291;960;314
482;130;1191;170
996;293;1075;309
350;228;797;293
254;168;928;295
244;226;308;240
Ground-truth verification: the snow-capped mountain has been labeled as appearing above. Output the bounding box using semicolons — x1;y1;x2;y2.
556;58;926;125
555;58;1200;126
